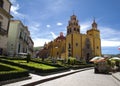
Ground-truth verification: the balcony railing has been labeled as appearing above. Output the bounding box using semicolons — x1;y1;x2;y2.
0;27;7;35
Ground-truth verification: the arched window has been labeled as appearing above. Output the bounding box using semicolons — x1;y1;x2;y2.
18;44;20;53
67;29;69;34
0;0;4;8
87;44;90;49
74;22;76;25
76;43;78;46
68;43;71;48
74;28;76;31
69;29;71;33
97;46;99;49
76;23;78;26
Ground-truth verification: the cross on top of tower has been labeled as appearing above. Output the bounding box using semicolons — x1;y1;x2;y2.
92;17;97;29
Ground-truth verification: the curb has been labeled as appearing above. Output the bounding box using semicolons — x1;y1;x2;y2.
23;67;93;86
112;73;120;82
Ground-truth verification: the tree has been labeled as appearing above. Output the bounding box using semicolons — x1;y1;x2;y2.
27;53;31;63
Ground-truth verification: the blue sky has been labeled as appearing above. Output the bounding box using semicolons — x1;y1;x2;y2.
10;0;120;54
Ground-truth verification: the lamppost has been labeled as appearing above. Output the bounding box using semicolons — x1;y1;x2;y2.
54;46;58;63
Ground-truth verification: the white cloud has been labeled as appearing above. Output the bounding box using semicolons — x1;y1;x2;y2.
57;22;63;26
100;26;120;47
100;27;120;40
31;20;120;48
46;25;51;28
10;0;25;18
101;39;120;47
29;22;40;31
28;22;41;37
33;38;51;47
80;21;91;34
50;32;57;39
46;0;68;13
79;21;120;47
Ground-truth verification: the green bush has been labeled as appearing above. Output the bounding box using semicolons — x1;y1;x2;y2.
70;64;94;69
0;56;26;60
0;59;67;74
0;64;15;71
68;57;76;65
26;54;31;63
30;58;63;67
0;62;29;81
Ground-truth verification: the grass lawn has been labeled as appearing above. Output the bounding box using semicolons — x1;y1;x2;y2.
6;60;57;70
13;60;57;69
0;62;29;81
0;62;27;73
0;63;15;71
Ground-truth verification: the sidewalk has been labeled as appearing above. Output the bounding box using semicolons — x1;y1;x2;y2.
2;67;93;86
112;72;120;81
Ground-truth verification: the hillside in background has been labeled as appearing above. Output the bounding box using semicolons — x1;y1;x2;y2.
34;46;43;51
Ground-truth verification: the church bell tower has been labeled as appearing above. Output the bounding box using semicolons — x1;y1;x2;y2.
66;14;81;59
67;14;80;35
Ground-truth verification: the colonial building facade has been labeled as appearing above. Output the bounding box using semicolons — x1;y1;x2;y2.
0;0;12;55
40;14;101;62
7;20;34;57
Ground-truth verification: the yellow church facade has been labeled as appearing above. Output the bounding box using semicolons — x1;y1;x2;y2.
41;14;101;63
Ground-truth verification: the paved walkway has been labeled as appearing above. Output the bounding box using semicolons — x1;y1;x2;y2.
112;72;120;81
2;67;92;86
2;68;120;86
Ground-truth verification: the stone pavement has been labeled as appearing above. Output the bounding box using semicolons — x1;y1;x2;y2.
112;72;120;81
2;67;93;86
2;68;120;86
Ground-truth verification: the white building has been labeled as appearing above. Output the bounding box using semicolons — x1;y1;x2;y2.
8;20;34;57
0;0;12;55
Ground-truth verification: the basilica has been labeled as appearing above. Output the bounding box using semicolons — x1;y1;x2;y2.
40;14;101;63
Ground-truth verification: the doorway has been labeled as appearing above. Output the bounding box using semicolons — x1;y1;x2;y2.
86;53;90;63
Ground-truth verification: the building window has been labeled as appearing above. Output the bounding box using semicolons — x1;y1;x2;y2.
74;28;76;31
19;32;22;38
69;29;71;33
0;15;3;20
0;0;3;8
0;22;1;29
76;43;78;46
89;34;92;36
68;43;71;49
87;44;90;49
74;22;76;25
18;44;20;53
57;52;59;55
76;23;78;26
61;47;65;53
97;46;99;49
67;29;69;34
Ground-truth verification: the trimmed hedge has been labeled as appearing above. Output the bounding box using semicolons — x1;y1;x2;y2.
0;62;29;81
0;57;63;67
0;64;15;71
0;59;69;74
0;58;93;76
0;57;26;60
30;58;63;67
70;64;94;70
